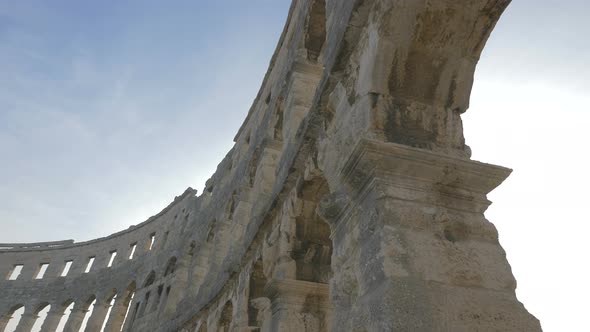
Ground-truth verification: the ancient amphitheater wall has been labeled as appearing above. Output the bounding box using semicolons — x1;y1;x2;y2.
1;1;542;331
0;188;196;331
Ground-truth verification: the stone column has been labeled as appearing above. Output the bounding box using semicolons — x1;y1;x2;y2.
0;316;11;332
83;300;111;332
39;308;65;332
103;300;130;332
265;279;332;332
162;259;189;317
62;305;88;332
320;139;541;331
14;312;38;332
120;300;139;332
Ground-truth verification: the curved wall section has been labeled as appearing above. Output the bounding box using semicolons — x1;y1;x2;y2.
0;188;196;331
1;1;541;331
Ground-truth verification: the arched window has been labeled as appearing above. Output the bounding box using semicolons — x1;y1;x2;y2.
218;301;233;332
78;296;97;332
248;259;269;328
2;304;24;332
54;300;74;332
164;257;177;277
30;303;51;331
144;271;156;287
118;281;137;332
98;290;118;332
294;176;333;283
304;0;327;62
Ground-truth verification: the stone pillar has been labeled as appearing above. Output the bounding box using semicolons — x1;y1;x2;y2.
14;312;38;332
282;62;324;143
321;139;541;331
62;305;88;332
44;261;64;278
265;279;332;332
83;300;111;332
162;259;189;317
0;316;11;332
121;300;139;332
39;308;65;332
103;300;129;332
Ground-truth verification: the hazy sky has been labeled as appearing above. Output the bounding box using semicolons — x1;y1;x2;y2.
0;1;588;331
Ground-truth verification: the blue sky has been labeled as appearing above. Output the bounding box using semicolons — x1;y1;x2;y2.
0;1;291;242
0;1;588;331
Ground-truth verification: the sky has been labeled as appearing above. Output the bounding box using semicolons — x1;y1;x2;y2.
0;1;588;331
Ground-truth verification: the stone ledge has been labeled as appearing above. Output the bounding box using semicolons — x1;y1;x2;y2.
342;138;511;195
265;279;332;309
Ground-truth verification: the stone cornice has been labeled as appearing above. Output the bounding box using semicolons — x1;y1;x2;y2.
339;138;512;214
342;139;511;193
265;279;332;309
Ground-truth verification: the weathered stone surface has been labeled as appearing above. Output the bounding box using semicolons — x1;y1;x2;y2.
0;1;541;331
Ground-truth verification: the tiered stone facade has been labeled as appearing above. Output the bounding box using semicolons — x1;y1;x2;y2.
0;0;541;331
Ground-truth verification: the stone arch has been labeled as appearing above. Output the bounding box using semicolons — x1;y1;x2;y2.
143;271;156;287
0;304;24;332
54;299;75;332
164;257;177;277
126;280;137;293
125;295;142;331
248;148;262;187
294;175;333;283
71;294;96;332
304;0;327;62
102;288;118;303
30;302;51;332
272;95;285;142
225;190;238;220
217;300;233;332
114;281;137;332
247;258;269;329
138;272;157;319
87;288;118;332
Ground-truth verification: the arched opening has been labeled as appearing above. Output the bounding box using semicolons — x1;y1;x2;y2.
138;292;150;318
55;300;74;332
158;285;172;317
117;282;137;332
218;301;233;332
248;258;269;329
304;0;327;62
225;191;238;220
143;271;156;287
125;298;141;331
152;285;164;314
271;95;285;142
78;296;96;332
164;257;177;277
136;271;157;319
98;291;117;332
2;304;24;332
294;177;333;283
30;303;51;332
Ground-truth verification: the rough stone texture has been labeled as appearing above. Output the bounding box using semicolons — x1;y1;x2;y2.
0;1;541;331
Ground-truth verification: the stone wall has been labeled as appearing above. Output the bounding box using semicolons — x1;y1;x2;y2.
0;1;541;331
